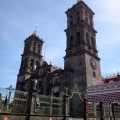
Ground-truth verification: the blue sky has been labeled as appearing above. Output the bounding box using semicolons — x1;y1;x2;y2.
0;0;120;88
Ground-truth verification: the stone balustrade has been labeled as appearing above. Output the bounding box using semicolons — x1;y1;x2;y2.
86;81;120;93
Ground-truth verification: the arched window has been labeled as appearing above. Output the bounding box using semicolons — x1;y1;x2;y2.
86;33;90;45
30;59;34;69
90;20;93;27
33;42;36;52
36;61;39;67
70;14;73;19
93;71;96;77
76;17;80;22
70;21;73;26
70;36;73;47
76;32;81;44
91;37;95;48
37;44;40;54
25;58;27;67
85;16;88;23
76;11;79;15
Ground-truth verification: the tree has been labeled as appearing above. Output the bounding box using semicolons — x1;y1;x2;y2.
0;93;3;110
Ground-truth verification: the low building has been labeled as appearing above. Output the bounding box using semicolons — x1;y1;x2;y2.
86;74;120;117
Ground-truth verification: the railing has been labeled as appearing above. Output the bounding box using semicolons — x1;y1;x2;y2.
114;105;120;117
0;87;64;115
86;81;120;93
0;87;28;114
35;94;63;116
87;102;100;117
86;101;120;117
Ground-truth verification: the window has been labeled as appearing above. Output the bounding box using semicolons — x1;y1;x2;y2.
36;61;39;67
39;70;43;75
90;22;93;27
33;46;35;52
80;62;82;66
70;21;73;26
39;81;41;87
37;49;40;54
37;44;40;54
25;84;28;91
76;17;80;22
70;36;73;47
76;32;81;44
86;33;90;45
33;42;36;52
76;11;79;15
52;87;59;93
85;16;88;22
93;71;96;77
53;77;59;84
30;59;34;68
65;81;67;87
70;14;73;19
91;37;95;48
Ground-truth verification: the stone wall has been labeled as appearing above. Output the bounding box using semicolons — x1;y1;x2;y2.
0;114;69;120
0;114;29;120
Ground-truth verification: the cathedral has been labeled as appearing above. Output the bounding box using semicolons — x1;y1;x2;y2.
16;0;102;117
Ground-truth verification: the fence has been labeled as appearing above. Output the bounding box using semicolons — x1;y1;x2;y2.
35;94;63;116
0;87;28;114
0;87;65;116
86;101;120;117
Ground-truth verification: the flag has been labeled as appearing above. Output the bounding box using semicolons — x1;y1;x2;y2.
4;95;7;107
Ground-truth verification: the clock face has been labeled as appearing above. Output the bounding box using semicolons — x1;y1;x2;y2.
90;58;97;70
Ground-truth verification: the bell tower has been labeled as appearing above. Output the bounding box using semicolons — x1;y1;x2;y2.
16;29;44;90
64;0;102;117
64;0;101;87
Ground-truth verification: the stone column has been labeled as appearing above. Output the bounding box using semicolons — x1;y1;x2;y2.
26;79;37;115
30;92;37;114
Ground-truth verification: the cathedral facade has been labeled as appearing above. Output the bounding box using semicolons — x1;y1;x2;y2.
16;0;102;117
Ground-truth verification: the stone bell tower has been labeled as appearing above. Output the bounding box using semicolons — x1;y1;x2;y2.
16;29;44;90
64;0;102;117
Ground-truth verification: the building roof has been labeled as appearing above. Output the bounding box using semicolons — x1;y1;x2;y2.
102;74;120;83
